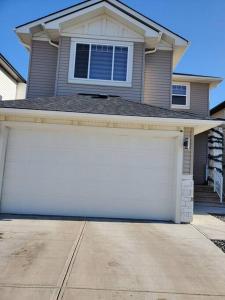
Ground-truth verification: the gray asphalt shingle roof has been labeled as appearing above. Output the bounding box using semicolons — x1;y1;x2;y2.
0;94;211;120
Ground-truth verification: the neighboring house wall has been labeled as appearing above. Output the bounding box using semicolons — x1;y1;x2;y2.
211;109;225;192
27;40;58;98
212;109;225;119
16;83;27;99
55;37;145;102
0;67;17;100
143;50;173;109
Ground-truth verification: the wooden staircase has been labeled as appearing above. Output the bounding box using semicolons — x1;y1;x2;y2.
194;185;221;205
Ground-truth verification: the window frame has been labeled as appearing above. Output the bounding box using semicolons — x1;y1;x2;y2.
68;38;134;87
171;82;190;109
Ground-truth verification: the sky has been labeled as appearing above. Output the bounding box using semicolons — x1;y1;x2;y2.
0;0;225;108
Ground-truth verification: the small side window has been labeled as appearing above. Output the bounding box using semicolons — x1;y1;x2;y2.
171;83;190;109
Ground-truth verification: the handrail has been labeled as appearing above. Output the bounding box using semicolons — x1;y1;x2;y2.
214;168;223;203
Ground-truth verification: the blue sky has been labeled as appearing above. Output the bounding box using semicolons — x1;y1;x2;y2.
1;0;225;108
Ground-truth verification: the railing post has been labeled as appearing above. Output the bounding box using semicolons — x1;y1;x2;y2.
214;168;216;193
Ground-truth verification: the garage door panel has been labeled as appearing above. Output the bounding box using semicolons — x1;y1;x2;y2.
1;126;177;221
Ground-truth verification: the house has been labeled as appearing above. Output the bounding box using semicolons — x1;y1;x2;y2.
210;101;225;195
211;101;225;119
0;53;26;100
0;0;222;223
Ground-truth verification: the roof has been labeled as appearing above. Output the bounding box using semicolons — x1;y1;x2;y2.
0;53;26;83
173;72;222;79
0;94;211;120
172;72;223;88
210;101;225;115
15;0;188;43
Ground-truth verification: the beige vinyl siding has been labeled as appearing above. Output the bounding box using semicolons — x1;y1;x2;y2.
55;37;144;102
183;128;194;175
189;83;209;116
27;41;58;98
190;83;209;184
143;50;173;109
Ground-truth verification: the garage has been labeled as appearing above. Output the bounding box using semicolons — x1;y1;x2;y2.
0;125;179;221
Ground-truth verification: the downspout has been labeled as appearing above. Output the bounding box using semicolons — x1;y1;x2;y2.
145;48;157;54
40;24;59;48
142;32;162;102
48;40;59;48
144;32;163;55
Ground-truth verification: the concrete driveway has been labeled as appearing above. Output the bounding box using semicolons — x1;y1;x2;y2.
1;215;225;299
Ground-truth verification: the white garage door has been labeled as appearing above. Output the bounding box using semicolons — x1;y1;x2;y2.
1;126;178;221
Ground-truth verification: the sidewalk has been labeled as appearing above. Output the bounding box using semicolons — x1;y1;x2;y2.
193;203;225;240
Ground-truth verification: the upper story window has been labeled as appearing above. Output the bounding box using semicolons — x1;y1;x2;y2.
171;82;190;109
68;38;133;87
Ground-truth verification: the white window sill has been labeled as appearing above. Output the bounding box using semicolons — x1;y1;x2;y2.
68;78;132;87
171;105;190;110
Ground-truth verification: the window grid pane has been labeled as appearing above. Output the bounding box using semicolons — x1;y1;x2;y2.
172;85;186;96
172;95;187;105
74;43;90;79
113;46;128;81
89;44;113;80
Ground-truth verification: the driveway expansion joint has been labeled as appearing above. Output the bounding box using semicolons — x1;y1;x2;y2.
51;221;87;300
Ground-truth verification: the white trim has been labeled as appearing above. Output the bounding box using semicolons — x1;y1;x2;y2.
0;108;223;135
68;38;133;87
171;82;190;109
61;32;144;43
175;131;183;223
45;2;159;38
173;74;223;89
16;0;187;45
0;125;9;209
2;122;180;138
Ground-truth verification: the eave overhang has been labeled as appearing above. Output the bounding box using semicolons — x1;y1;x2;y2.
0;108;222;136
173;74;223;89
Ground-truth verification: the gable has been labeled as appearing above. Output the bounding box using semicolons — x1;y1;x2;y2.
61;14;144;42
16;0;189;68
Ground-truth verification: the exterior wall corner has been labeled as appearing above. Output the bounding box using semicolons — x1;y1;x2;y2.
181;174;194;223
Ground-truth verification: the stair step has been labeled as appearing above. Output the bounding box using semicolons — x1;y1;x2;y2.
194;193;220;198
195;186;214;193
194;184;221;203
195;201;225;207
195;198;220;203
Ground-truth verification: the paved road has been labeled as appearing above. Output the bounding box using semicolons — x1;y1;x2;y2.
0;215;225;299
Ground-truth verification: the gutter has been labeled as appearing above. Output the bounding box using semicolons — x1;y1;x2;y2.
0;108;223;135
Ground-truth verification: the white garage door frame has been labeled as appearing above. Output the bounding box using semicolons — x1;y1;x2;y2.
0;122;184;223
